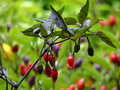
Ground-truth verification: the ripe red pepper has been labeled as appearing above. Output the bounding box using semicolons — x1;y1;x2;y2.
67;56;74;67
45;64;51;77
67;63;74;69
51;68;58;83
12;45;19;52
110;52;117;63
117;54;120;64
68;84;75;90
108;15;116;26
77;78;85;90
100;20;107;26
48;55;56;66
27;63;32;71
20;64;27;76
100;85;107;90
43;52;48;61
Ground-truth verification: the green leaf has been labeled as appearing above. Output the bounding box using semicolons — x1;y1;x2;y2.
46;27;90;39
90;18;100;27
39;24;48;36
77;0;89;24
22;24;47;37
64;17;77;25
41;18;55;34
72;27;89;39
22;24;41;37
50;5;67;30
89;56;111;69
45;30;69;38
45;31;62;38
83;33;95;37
83;66;101;80
96;31;116;48
58;6;65;15
36;19;47;23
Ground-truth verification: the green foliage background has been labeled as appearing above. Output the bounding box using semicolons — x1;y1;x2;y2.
0;0;120;90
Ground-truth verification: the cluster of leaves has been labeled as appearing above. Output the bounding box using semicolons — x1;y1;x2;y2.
22;0;116;52
21;0;117;87
0;0;117;89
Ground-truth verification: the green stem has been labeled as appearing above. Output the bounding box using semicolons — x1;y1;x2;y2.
69;38;72;54
86;37;91;46
115;64;120;89
52;82;55;90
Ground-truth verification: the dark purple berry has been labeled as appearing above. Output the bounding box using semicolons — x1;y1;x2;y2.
37;63;43;74
23;56;29;65
88;46;94;56
95;64;101;71
28;76;35;87
90;86;96;90
33;66;39;73
74;41;80;53
75;58;82;69
52;44;60;56
80;37;85;43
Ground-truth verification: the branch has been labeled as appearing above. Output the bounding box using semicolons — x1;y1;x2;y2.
15;43;48;89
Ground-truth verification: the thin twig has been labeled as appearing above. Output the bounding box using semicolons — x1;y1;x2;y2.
16;43;48;88
54;38;69;45
0;76;13;86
